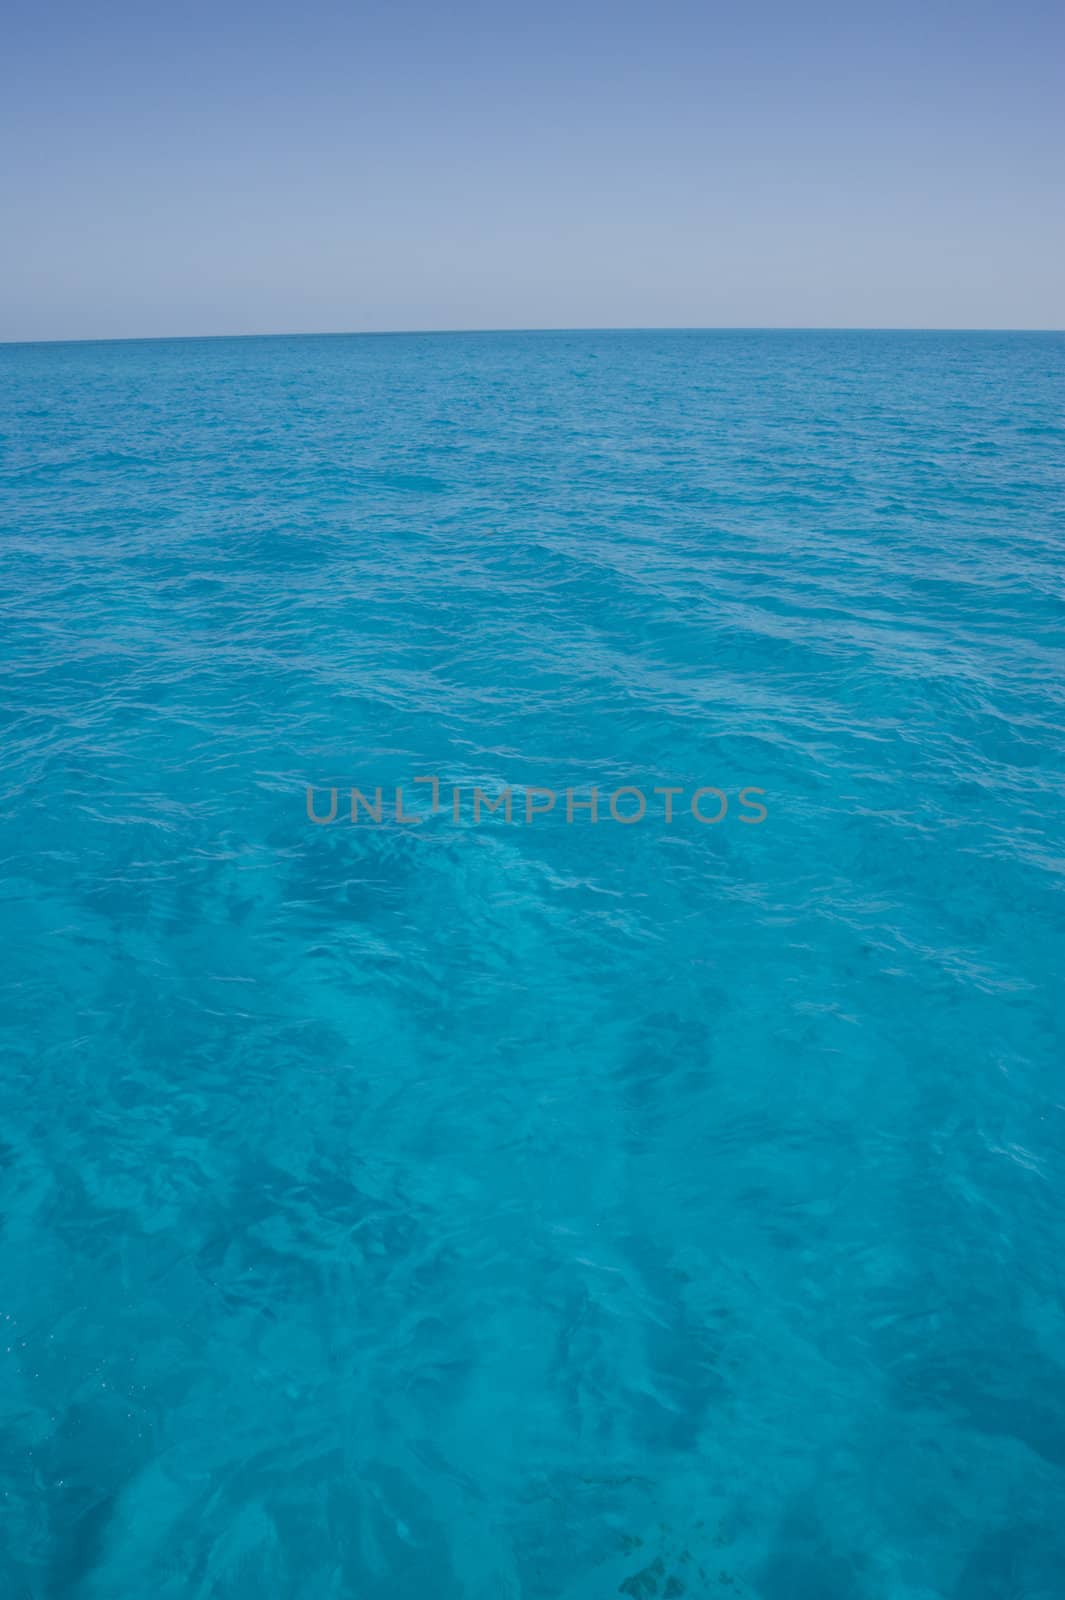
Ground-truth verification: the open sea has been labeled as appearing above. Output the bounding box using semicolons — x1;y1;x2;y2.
1;329;1063;1598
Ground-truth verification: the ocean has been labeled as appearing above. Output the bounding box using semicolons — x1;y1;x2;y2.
1;329;1063;1597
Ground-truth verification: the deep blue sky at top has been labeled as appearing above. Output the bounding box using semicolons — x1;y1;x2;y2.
2;0;1062;339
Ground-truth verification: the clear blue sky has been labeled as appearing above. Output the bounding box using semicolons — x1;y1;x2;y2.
3;0;1062;340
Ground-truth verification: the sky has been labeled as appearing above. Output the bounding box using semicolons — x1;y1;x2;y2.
2;0;1063;340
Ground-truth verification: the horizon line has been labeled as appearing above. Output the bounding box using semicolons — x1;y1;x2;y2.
2;323;1063;350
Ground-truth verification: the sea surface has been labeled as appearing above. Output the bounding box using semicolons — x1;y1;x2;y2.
1;329;1063;1599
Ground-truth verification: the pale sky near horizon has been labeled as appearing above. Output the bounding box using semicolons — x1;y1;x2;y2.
2;0;1063;341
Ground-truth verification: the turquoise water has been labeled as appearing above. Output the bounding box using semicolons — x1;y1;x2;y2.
1;330;1063;1598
